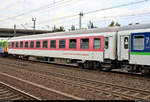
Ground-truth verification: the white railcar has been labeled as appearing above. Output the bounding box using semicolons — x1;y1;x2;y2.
7;27;119;69
7;24;150;74
117;24;150;73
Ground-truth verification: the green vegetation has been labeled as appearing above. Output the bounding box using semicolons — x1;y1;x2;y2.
52;25;65;32
109;20;120;27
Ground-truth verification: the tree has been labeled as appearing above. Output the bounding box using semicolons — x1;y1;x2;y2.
109;21;121;27
109;20;115;27
52;25;65;32
71;25;76;31
59;26;65;32
115;22;120;26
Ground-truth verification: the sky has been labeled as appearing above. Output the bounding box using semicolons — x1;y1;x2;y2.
0;0;150;30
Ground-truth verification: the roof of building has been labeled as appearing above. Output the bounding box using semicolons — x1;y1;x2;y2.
0;28;51;37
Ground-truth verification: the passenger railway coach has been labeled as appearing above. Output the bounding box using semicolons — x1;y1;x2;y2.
7;24;150;74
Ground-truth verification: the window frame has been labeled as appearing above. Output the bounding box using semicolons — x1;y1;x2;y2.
20;41;23;48
16;42;19;48
50;40;56;49
36;40;41;48
133;35;145;50
25;41;29;48
30;41;34;48
69;39;77;49
43;40;48;48
93;38;101;49
12;42;14;48
59;39;66;49
80;38;89;49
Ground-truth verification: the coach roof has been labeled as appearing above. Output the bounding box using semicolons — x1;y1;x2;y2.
119;23;150;31
9;26;119;41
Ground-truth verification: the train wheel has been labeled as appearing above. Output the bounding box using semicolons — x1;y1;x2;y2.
141;69;149;75
83;62;89;69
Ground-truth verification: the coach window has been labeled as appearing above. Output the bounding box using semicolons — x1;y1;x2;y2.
124;37;129;49
80;38;89;49
43;40;48;48
69;39;76;49
9;42;11;48
133;35;144;50
36;41;41;48
16;42;19;48
30;41;34;48
104;37;109;49
20;41;23;48
25;41;28;48
12;42;14;48
59;40;66;49
94;38;101;49
8;42;11;48
50;40;56;48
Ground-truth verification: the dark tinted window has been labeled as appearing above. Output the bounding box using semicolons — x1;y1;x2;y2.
36;41;41;48
104;37;109;49
25;41;28;48
69;39;76;49
12;42;14;48
30;41;34;48
59;40;66;48
124;37;129;49
80;38;89;49
8;42;11;48
20;41;23;48
43;40;48;48
50;40;56;48
94;38;101;49
16;42;19;48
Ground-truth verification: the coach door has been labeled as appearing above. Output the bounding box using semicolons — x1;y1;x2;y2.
120;35;130;60
104;36;112;59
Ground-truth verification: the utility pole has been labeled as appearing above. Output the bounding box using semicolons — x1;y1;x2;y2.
79;12;83;30
14;24;16;37
32;17;36;34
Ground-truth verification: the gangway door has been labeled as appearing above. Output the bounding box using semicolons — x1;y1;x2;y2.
120;35;130;60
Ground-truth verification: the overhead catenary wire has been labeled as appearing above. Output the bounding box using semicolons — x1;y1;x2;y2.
1;0;149;23
34;11;150;27
85;0;149;15
1;0;150;29
29;0;150;25
0;0;79;22
34;11;150;30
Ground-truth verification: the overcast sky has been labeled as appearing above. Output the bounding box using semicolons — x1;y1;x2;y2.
0;0;150;30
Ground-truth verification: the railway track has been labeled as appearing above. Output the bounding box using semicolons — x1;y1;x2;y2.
49;72;150;100
0;81;40;100
0;58;149;100
1;56;150;82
